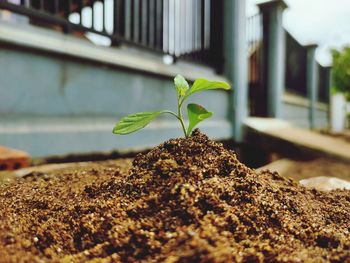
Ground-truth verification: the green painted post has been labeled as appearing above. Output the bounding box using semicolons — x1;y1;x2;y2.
325;66;332;129
306;44;318;129
258;0;287;118
223;0;248;142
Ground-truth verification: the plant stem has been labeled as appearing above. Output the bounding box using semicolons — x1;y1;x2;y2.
177;104;187;138
178;96;189;137
163;110;187;137
164;96;188;137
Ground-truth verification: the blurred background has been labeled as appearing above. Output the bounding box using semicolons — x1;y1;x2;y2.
0;0;350;186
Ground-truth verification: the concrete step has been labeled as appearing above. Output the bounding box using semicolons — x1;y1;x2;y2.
257;158;350;191
245;117;350;163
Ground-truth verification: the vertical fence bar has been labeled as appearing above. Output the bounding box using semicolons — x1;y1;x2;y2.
149;0;155;47
254;15;257;83
306;44;318;129
155;0;163;50
200;0;205;54
133;0;140;42
54;0;59;14
91;1;95;30
172;0;176;55
78;0;83;24
186;0;193;53
199;0;205;61
246;13;264;116
174;0;180;56
141;0;148;45
209;0;223;72
66;0;71;16
204;0;210;49
63;0;72;33
113;0;118;36
180;0;187;55
130;0;134;40
192;0;196;53
254;15;257;84
173;0;177;55
124;0;131;39
113;0;125;40
168;0;174;54
196;0;201;52
102;0;106;31
163;0;169;53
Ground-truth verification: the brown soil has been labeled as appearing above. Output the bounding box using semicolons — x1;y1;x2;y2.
0;130;349;262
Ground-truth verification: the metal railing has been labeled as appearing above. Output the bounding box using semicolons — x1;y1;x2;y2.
285;32;329;103
246;13;264;116
285;31;308;97
318;64;330;103
0;0;224;71
246;13;262;85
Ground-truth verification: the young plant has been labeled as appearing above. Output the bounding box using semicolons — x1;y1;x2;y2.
113;75;231;138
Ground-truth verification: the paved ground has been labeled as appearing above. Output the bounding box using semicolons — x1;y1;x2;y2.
245;117;350;163
257;158;350;191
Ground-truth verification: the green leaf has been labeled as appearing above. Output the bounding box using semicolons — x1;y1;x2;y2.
174;74;189;96
186;103;213;136
113;111;166;135
185;79;231;99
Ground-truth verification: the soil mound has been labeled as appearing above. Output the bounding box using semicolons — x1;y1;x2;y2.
0;130;349;262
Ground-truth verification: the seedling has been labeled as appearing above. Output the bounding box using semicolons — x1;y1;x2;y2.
113;75;231;138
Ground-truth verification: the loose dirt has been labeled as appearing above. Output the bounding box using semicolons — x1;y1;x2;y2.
0;130;349;262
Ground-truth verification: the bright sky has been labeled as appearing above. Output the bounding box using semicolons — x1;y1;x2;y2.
247;0;350;66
